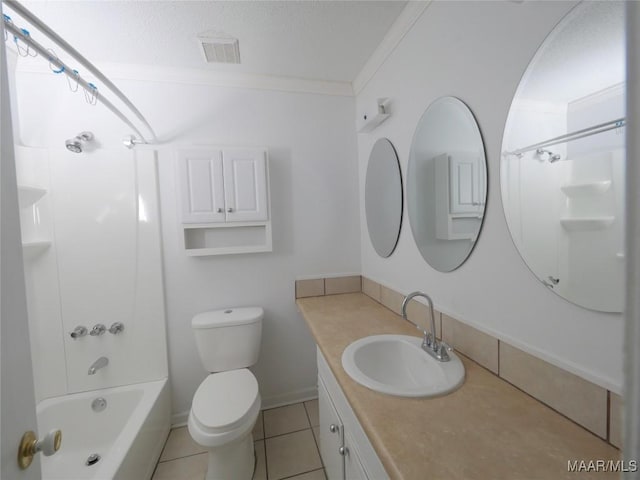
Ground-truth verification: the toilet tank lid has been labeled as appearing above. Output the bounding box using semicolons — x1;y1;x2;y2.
192;307;264;329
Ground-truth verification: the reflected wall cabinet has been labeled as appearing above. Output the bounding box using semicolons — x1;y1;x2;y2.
177;148;272;256
434;152;485;241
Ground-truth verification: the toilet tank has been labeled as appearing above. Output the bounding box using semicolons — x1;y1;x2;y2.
192;307;263;372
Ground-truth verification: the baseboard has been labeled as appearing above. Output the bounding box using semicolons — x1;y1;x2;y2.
170;386;319;427
171;410;189;428
261;386;318;410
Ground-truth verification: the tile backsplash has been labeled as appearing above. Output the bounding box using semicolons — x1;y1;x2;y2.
295;275;622;449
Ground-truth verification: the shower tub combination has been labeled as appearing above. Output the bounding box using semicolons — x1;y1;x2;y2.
37;379;170;480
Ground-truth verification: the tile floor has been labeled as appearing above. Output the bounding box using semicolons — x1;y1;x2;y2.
153;400;326;480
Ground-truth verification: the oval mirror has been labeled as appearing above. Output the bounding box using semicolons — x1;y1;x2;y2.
407;97;487;272
500;2;625;312
365;138;403;258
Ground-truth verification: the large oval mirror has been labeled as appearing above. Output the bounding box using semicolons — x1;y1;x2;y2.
500;2;625;312
407;97;487;272
365;138;403;258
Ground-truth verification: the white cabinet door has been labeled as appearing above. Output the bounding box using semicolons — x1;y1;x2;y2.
344;432;368;480
319;378;344;480
449;153;482;214
178;150;225;223
222;149;268;222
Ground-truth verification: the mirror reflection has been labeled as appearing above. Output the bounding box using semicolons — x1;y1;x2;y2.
407;97;487;272
501;2;625;312
365;138;403;258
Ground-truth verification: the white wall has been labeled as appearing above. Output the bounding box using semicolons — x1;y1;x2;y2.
356;1;623;391
14;67;361;417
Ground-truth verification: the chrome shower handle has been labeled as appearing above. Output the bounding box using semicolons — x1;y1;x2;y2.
70;326;87;339
108;322;124;334
89;324;106;336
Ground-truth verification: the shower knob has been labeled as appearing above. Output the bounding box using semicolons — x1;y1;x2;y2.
90;324;106;336
108;322;125;335
70;326;87;339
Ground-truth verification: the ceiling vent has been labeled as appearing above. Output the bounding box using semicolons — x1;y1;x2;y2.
197;35;241;64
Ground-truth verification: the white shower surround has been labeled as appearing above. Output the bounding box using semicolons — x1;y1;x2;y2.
16;144;168;401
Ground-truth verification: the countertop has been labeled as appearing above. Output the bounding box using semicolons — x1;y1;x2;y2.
297;293;619;480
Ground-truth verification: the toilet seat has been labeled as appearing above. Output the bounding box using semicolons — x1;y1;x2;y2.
188;369;261;448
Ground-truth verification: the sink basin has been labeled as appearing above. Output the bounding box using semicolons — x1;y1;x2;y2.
341;335;465;398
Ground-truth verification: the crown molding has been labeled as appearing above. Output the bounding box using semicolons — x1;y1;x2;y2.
352;1;432;96
15;59;355;97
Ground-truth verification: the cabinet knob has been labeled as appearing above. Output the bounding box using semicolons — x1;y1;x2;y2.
329;424;339;433
227;207;233;213
217;208;223;213
338;446;348;456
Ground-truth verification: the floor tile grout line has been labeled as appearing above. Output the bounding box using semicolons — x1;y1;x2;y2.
263;411;270;480
303;400;320;429
158;450;207;464
278;467;326;480
256;438;268;480
262;400;314;413
309;424;324;470
264;426;313;441
263;402;312;438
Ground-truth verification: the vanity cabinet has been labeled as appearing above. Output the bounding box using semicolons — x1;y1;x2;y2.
317;349;388;480
176;148;272;255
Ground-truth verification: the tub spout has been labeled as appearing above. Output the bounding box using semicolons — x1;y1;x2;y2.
88;357;109;375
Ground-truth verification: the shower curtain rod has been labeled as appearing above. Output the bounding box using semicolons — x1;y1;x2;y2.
2;0;157;144
507;117;626;157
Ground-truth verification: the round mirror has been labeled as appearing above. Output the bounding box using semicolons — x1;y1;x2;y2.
407;97;487;272
500;2;625;312
365;138;403;258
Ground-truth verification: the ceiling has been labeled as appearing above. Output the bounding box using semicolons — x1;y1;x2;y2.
517;1;625;104
13;0;408;84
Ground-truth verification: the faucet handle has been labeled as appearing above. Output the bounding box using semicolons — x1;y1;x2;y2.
108;322;124;335
70;326;87;339
89;324;106;336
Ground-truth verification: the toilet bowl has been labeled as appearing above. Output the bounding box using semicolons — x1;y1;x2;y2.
188;307;264;480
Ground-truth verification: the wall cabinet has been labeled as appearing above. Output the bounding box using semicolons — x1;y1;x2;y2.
177;148;271;255
317;349;388;480
434;152;484;241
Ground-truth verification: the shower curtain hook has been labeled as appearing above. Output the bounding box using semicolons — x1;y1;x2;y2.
2;14;12;41
84;83;98;105
67;69;80;92
14;28;37;57
47;49;65;74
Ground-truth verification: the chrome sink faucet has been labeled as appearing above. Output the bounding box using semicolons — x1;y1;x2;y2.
401;291;450;362
88;356;109;375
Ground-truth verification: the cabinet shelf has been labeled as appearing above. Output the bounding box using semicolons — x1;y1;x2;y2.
18;184;47;208
183;222;272;256
22;241;51;259
560;216;615;231
560;181;611;197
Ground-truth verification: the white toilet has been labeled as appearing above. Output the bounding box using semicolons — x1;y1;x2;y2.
188;307;263;480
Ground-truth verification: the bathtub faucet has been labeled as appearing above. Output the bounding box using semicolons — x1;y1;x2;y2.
88;357;109;375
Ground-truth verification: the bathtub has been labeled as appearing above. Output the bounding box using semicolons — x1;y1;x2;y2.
37;378;171;480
